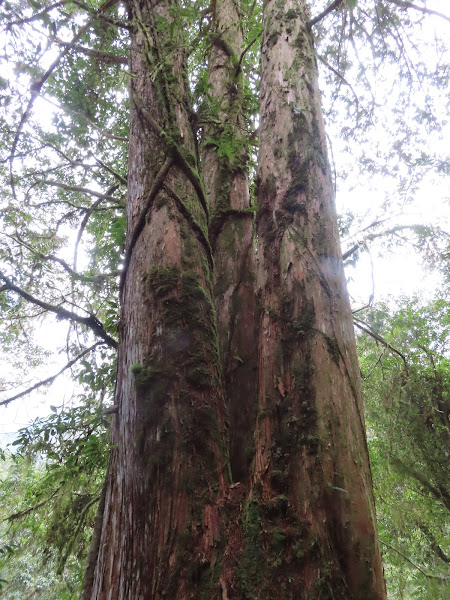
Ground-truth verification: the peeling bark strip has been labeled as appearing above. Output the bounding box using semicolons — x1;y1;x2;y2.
253;0;386;598
86;0;387;598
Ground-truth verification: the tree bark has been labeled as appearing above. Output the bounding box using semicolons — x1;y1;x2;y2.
87;1;229;597
86;1;387;598
249;1;386;597
203;0;257;484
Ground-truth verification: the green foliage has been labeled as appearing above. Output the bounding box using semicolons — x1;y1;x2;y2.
358;297;450;598
0;402;109;598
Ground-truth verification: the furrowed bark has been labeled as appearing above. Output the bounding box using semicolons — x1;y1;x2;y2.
203;0;257;484
85;1;388;598
87;1;228;597
250;1;387;598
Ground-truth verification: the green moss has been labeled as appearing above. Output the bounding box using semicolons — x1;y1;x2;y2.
259;173;277;202
285;8;298;20
186;365;212;388
325;335;341;366
147;266;180;297
281;186;307;214
240;499;263;596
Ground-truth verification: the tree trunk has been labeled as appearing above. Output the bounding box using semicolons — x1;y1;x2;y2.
86;1;229;596
249;1;385;597
203;0;256;484
85;1;387;598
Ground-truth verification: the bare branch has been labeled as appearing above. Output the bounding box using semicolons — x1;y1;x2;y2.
388;0;450;24
0;343;104;406
342;224;433;261
380;540;449;580
308;0;344;30
317;54;362;122
37;179;123;203
0;271;118;349
353;317;409;374
55;38;128;65
94;158;127;186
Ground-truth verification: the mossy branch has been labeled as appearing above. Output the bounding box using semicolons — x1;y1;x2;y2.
132;90;209;220
163;183;214;271
119;154;175;296
6;487;61;521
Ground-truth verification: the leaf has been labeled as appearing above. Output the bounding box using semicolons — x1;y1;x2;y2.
345;0;357;9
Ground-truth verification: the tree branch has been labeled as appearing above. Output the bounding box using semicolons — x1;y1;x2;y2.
119;155;175;296
36;179;123;203
8;0;120;197
342;224;433;261
55;38;128;65
353;317;409;374
131;90;209;219
317;53;362;124
5;1;66;28
380;540;448;580
308;0;344;30
391;457;450;511
0;342;105;406
0;271;118;349
388;0;450;24
37;93;128;142
163;183;214;271
5;488;61;521
10;230;119;283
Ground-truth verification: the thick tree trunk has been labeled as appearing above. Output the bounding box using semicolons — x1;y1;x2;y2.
86;1;229;597
203;0;256;484
248;1;386;598
85;1;387;598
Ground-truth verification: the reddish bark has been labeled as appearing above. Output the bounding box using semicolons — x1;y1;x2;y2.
249;1;386;597
85;1;228;597
84;1;387;598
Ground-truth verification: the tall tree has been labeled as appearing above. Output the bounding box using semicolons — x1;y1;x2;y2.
83;0;385;598
1;1;449;599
